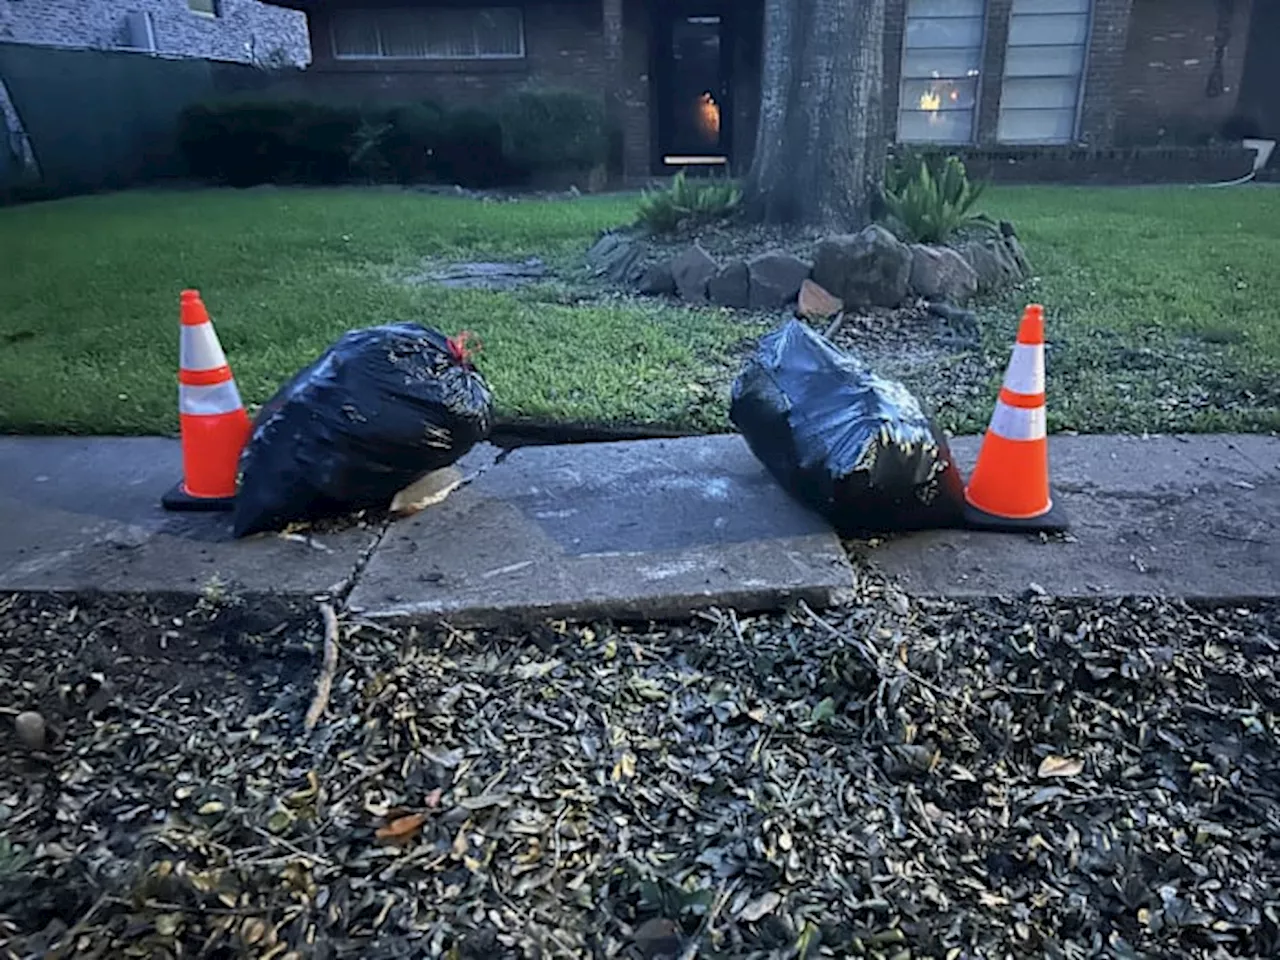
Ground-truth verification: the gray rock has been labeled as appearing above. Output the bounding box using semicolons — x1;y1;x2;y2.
15;711;46;750
811;225;912;309
585;231;644;284
1004;234;1033;276
957;237;1024;294
707;260;750;308
909;244;979;305
746;252;812;309
670;244;718;302
637;260;676;296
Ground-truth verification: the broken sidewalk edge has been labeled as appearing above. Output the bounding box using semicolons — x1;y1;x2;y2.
349;581;859;630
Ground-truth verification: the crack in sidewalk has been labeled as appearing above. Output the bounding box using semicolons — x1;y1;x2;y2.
327;455;500;610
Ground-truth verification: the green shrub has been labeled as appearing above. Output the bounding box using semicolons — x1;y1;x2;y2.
882;145;951;200
177;99;362;187
636;169;742;234
376;100;449;183
877;152;996;245
496;88;608;173
288;101;364;183
348;114;395;182
436;107;512;187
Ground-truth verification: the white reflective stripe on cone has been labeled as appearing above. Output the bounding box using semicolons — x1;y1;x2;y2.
1002;343;1045;396
179;380;243;416
988;400;1047;441
180;323;230;372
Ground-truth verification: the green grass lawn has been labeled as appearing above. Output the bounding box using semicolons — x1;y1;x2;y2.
1;184;1277;436
0;188;748;435
974;185;1280;434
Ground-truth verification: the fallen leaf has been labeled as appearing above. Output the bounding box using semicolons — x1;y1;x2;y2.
612;751;637;780
197;800;225;815
738;891;782;922
811;697;836;722
797;278;842;320
459;792;510;811
633;918;681;958
241;918;267;945
1038;755;1084;778
154;913;182;936
1025;786;1070;808
376;813;426;842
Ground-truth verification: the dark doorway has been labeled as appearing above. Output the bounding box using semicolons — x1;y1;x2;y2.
651;2;734;173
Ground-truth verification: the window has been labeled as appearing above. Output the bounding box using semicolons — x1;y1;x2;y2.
331;7;525;60
998;0;1090;144
188;0;219;16
897;0;986;144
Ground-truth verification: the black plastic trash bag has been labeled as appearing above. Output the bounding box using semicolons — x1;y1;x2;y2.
232;323;493;538
729;319;964;535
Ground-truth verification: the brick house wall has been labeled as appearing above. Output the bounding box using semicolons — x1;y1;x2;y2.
0;0;309;66
293;0;667;176
1115;0;1254;145
270;0;1262;182
299;1;603;105
618;0;650;179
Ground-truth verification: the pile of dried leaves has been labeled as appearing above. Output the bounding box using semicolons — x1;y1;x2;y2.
1;584;1277;959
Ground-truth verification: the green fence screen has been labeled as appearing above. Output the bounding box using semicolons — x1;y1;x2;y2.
0;43;275;196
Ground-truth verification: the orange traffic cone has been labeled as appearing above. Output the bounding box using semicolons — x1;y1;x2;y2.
161;290;253;512
963;303;1068;532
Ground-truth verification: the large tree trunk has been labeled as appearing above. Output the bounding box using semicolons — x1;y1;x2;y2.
744;0;886;229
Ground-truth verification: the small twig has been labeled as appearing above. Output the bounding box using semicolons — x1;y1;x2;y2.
823;310;847;340
250;825;334;866
130;897;264;917
117;701;188;734
678;880;735;960
1209;529;1271;545
299;758;396;842
305;603;340;732
494;891;579;955
728;608;744;644
799;601;986;741
46;891;110;955
798;600;881;671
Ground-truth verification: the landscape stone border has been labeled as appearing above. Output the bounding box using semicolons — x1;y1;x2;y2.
586;221;1033;315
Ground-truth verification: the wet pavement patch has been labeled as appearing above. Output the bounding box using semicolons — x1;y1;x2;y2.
405;258;548;291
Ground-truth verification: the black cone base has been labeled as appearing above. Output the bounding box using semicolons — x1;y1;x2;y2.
161;481;236;513
962;494;1069;534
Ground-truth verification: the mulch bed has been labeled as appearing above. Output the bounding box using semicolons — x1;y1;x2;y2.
566;220;1011;435
2;583;1277;959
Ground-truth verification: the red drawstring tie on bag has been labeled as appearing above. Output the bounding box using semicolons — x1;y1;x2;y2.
447;331;481;366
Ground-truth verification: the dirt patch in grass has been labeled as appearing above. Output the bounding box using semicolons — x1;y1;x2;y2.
3;586;1277;958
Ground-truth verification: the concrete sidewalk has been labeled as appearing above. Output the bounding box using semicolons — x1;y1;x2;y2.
0;433;1276;625
867;434;1280;600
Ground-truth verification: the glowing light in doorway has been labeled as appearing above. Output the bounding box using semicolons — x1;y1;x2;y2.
698;91;721;138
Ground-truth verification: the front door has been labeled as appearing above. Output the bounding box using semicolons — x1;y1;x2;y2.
652;3;733;173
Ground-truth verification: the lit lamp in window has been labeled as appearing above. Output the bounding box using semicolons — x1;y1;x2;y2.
697;91;721;139
919;87;942;126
